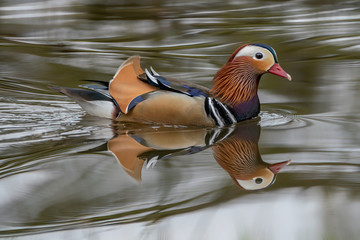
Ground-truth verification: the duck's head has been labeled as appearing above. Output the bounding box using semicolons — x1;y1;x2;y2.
212;134;290;191
234;160;290;190
211;43;291;105
227;43;292;80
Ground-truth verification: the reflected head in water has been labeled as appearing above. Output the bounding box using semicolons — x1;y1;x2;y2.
212;121;290;190
108;120;289;190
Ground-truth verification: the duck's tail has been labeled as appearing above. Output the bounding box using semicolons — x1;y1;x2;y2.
49;85;117;119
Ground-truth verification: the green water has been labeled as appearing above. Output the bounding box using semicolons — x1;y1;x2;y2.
0;0;359;239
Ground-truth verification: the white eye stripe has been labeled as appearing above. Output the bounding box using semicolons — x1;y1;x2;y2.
234;45;270;61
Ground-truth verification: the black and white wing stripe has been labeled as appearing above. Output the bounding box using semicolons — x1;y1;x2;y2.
139;67;209;97
144;68;192;96
205;97;237;127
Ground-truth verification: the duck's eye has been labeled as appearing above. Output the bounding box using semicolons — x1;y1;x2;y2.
255;178;263;184
255;52;264;60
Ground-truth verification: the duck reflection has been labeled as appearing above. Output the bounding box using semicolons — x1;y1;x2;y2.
211;122;289;190
108;120;289;190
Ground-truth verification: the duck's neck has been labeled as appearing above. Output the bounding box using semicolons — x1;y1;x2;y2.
231;94;260;121
211;61;261;121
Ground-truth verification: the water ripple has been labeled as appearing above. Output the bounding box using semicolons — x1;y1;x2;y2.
259;110;309;129
0;98;85;147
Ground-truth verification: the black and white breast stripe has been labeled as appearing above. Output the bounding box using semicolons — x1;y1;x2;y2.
205;97;237;127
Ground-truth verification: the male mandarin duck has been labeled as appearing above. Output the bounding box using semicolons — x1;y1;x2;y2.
52;43;291;127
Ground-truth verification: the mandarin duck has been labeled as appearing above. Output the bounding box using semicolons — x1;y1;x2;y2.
52;43;291;127
107;121;289;190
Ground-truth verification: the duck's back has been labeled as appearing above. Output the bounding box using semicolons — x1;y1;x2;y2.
109;56;215;126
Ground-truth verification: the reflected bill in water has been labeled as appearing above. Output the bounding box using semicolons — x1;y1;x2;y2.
108;120;289;190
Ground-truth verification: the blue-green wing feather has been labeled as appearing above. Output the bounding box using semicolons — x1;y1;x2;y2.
139;68;210;97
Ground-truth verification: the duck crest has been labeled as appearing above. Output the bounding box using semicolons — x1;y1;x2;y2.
252;43;278;63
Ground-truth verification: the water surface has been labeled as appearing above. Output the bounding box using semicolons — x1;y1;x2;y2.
1;0;360;239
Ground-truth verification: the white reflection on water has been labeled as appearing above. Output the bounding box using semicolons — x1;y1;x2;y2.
1;187;359;240
0;11;79;19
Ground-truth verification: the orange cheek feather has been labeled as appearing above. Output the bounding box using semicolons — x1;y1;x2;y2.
251;57;275;73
